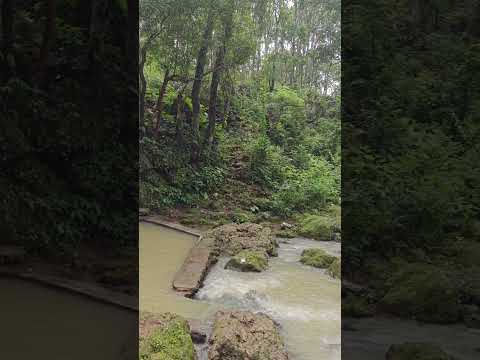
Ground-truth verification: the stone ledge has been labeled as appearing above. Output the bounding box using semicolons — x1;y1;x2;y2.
0;270;137;311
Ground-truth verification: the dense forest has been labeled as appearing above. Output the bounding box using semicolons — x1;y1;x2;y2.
1;1;138;261
342;0;480;327
140;0;341;239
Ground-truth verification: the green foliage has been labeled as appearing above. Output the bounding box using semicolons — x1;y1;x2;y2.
272;158;339;215
140;316;195;360
1;0;137;259
298;206;341;241
140;135;225;210
248;135;291;188
139;0;340;223
342;0;480;270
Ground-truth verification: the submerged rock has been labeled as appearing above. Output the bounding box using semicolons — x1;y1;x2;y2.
225;250;268;272
204;223;278;257
386;342;456;360
300;248;336;269
139;312;195;360
208;310;289;360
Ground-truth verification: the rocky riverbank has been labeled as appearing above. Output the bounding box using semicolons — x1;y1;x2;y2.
139;310;288;360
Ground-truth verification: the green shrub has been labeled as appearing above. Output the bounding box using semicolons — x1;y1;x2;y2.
248;135;291;188
272;159;339;216
296;205;341;240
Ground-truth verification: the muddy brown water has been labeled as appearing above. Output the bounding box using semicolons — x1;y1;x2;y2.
1;276;137;359
139;222;341;360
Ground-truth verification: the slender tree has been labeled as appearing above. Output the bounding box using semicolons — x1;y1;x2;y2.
190;9;215;163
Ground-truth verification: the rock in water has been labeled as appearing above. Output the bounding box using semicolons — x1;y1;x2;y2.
204;223;278;257
208;311;289;360
225;250;268;272
328;257;341;279
380;263;460;323
386;342;456;360
139;312;195;360
300;248;337;269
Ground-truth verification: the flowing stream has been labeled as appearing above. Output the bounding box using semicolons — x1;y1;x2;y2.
139;222;341;360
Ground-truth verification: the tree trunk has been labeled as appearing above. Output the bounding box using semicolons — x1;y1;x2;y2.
37;0;57;87
154;69;171;134
126;0;138;77
139;45;147;134
88;0;109;101
1;0;15;82
190;10;214;163
204;8;234;150
175;93;185;146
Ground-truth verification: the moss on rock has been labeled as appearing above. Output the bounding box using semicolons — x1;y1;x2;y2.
139;312;195;360
225;250;268;272
327;257;341;279
300;248;336;269
342;295;374;318
386;343;456;360
381;264;461;323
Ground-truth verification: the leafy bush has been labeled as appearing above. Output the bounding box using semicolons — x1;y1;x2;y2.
272;158;339;215
248;135;292;188
298;205;341;240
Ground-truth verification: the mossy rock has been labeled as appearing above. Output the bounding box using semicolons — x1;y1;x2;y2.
139;313;195;360
386;342;456;360
300;248;337;269
327;257;341;279
342;295;374;318
381;264;461;324
225;250;268;272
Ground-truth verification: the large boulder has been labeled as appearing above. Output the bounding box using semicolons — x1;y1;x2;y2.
385;342;456;360
342;294;374;318
300;248;336;269
380;264;460;323
139;312;195;360
208;311;289;360
225;250;268;272
205;223;278;257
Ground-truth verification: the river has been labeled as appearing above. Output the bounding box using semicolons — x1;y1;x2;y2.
139;221;341;360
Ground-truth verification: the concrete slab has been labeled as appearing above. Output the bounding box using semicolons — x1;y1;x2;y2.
172;243;215;297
